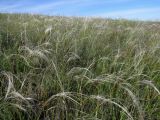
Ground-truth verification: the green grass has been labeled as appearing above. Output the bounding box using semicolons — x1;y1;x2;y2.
0;13;160;120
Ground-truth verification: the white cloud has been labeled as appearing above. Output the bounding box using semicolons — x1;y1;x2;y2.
0;3;23;11
94;7;160;19
2;0;159;20
0;0;31;12
0;0;134;13
24;0;81;12
17;0;133;12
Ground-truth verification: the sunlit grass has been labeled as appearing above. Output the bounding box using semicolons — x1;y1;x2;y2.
0;13;160;120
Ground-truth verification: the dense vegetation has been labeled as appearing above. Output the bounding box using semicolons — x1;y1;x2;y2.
0;13;160;120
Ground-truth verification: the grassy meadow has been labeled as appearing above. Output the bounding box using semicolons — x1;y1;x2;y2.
0;13;160;120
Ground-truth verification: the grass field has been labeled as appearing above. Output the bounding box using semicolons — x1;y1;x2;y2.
0;13;160;120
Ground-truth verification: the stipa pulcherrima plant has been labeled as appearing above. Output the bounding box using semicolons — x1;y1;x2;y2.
0;13;160;120
0;71;34;119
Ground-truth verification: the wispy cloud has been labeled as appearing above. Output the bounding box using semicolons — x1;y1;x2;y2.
23;0;134;15
0;0;32;12
94;7;160;20
0;0;160;20
0;0;134;13
28;0;133;10
26;0;78;12
0;4;20;11
0;0;80;13
79;0;133;5
0;2;24;11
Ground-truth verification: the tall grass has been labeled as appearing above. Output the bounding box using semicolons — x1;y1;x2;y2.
0;13;160;120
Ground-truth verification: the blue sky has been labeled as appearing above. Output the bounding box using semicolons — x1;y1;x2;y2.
0;0;160;20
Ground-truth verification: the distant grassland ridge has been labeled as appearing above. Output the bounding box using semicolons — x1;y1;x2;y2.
0;13;160;120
